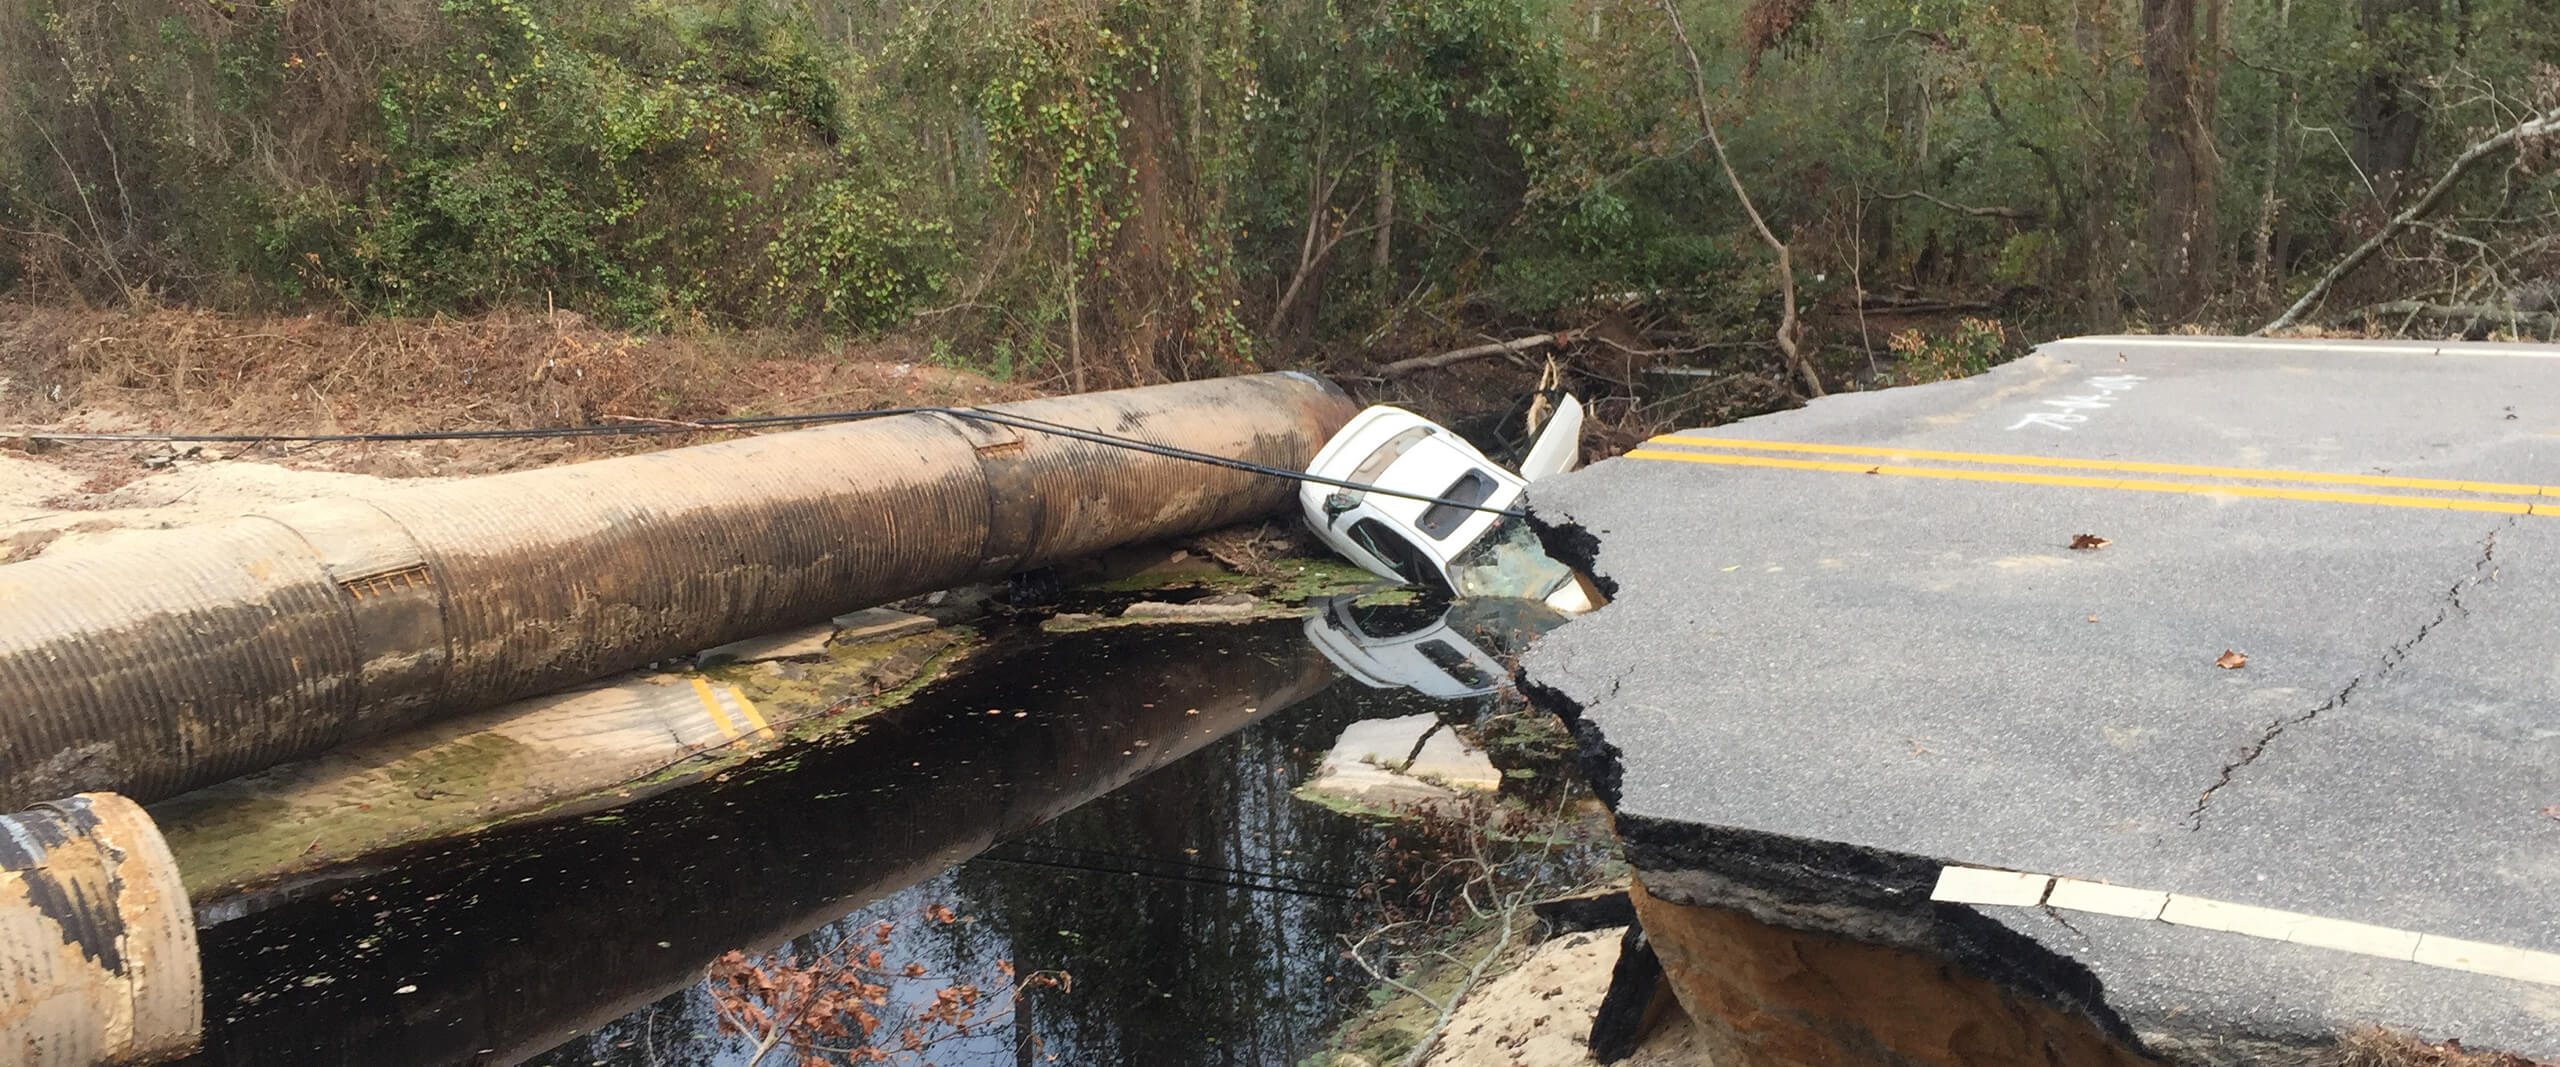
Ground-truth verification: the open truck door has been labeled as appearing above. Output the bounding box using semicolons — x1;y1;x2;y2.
1515;394;1584;481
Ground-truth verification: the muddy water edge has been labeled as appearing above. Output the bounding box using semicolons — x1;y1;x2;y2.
170;604;1594;1067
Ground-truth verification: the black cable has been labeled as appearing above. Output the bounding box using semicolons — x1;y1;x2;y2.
972;848;1361;901
995;841;1365;893
7;404;1531;518
5;408;923;443
942;408;1526;517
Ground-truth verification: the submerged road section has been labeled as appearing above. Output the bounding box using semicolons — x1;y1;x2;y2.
1521;336;2560;1064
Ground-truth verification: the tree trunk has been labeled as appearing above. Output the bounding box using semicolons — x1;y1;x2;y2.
2066;0;2128;330
2350;0;2444;204
2140;0;2223;317
1066;239;1085;393
1372;156;1395;280
2251;0;2293;306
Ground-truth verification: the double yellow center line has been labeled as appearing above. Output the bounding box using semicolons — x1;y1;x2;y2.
1626;435;2560;517
690;676;777;742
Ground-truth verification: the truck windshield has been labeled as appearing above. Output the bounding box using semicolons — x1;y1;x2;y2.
1444;516;1575;601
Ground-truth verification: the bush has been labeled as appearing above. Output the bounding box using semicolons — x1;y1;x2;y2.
1885;317;2010;383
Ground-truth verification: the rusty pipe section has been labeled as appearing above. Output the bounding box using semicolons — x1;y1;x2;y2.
0;372;1357;809
0;793;200;1066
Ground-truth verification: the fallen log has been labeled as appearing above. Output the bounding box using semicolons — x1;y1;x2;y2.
1376;333;1562;378
2348;301;2559;337
2258;104;2560;335
1873;190;2041;223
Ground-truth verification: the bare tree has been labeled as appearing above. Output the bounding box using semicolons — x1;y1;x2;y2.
1659;0;1823;398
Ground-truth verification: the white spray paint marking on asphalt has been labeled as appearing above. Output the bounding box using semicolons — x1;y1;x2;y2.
1930;865;2560;987
2005;375;2148;432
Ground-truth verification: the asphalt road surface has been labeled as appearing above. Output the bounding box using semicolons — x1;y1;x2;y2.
1522;335;2560;1056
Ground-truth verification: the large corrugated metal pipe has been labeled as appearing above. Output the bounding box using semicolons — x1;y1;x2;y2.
0;793;200;1066
0;372;1358;808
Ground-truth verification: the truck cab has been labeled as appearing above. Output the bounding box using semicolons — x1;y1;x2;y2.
1297;399;1596;614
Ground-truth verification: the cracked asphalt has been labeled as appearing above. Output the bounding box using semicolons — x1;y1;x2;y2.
1521;336;2560;1055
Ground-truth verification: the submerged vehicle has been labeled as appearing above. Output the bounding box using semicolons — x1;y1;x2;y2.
1298;397;1597;614
1303;595;1572;698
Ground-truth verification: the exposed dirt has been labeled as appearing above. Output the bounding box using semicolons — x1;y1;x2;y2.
1417;926;1707;1067
0;305;1034;558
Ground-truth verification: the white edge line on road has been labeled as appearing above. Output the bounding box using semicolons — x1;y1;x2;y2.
1930;866;2560;987
2040;335;2560;359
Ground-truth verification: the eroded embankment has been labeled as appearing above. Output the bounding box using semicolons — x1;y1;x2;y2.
1512;501;2174;1067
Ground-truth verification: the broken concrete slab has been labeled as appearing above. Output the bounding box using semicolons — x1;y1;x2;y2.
1301;713;1503;813
1333;714;1504;790
154;627;971;913
700;623;835;664
1521;335;2560;1062
1122;593;1262;620
830;607;937;643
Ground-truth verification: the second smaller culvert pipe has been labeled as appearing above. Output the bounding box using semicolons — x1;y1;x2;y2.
0;793;200;1067
0;372;1359;809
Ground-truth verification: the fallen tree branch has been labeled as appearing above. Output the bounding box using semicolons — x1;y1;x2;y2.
1856;293;2003;313
1873;190;2040;222
1375;333;1561;378
1266;218;1378;338
2346;301;2560;337
2259;105;2560;335
1587;334;1769;357
1399;909;1519;1067
1661;0;1823;398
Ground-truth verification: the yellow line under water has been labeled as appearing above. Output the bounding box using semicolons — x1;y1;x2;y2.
689;677;743;741
729;689;777;740
1621;449;2554;517
1649;435;2560;499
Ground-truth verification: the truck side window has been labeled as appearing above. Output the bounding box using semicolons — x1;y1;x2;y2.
1349;518;1452;595
1416;469;1496;540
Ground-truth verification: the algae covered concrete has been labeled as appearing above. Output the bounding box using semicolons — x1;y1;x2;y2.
190;618;1345;1065
154;626;972;911
155;548;1385;913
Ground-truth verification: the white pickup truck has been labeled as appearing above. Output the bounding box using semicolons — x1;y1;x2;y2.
1297;397;1597;615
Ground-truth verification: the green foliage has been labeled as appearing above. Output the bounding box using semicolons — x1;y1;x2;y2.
765;177;955;330
3;0;953;330
5;0;2556;358
335;0;949;328
1885;316;2009;383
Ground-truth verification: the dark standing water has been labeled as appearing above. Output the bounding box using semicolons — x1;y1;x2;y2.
180;617;1494;1067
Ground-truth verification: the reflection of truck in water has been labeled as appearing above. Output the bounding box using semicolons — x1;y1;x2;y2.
1296;397;1598;615
1303;595;1573;698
